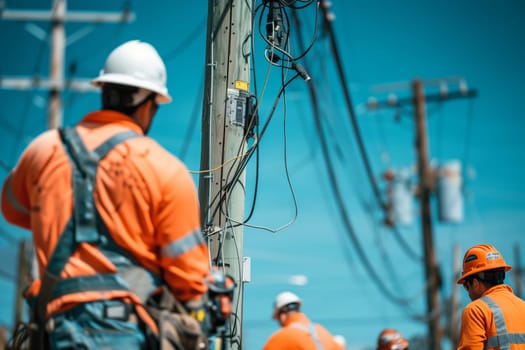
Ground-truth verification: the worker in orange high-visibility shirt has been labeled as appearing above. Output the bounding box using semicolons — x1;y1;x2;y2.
2;40;211;349
263;291;344;350
457;243;525;350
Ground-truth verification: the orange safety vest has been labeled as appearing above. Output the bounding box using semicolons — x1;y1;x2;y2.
458;284;525;350
263;312;344;350
1;111;210;323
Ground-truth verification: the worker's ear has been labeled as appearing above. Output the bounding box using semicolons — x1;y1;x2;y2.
472;277;483;291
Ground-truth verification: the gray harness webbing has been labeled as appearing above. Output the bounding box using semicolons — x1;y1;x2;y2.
289;322;324;350
481;295;525;350
35;127;159;324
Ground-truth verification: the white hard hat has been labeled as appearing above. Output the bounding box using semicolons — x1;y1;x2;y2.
334;335;347;348
272;291;302;319
92;40;172;104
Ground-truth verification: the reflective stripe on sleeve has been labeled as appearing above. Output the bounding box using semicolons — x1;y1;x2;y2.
161;230;205;258
5;175;30;215
481;296;525;350
486;334;525;349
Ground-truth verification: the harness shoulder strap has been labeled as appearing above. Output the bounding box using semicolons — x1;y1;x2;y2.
36;127;143;322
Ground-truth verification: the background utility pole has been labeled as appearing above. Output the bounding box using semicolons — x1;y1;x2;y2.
199;0;251;348
413;79;442;350
14;240;31;327
368;78;478;350
0;0;134;129
514;243;522;298
449;244;461;350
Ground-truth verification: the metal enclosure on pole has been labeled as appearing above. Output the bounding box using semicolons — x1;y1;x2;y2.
199;1;252;348
413;79;442;350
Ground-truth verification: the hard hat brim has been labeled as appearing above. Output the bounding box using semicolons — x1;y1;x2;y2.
92;73;172;104
456;264;512;284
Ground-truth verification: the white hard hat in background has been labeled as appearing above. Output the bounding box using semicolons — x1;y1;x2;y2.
272;291;302;319
92;40;172;104
334;335;347;348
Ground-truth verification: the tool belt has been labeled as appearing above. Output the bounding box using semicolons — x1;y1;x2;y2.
145;287;208;350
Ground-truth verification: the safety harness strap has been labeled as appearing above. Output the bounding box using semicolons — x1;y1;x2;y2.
289;322;324;350
36;127;155;325
481;295;525;350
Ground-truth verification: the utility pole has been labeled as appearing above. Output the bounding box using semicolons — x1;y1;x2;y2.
14;239;31;327
0;0;134;129
413;79;442;350
368;77;478;350
514;243;522;298
449;244;461;350
199;1;252;348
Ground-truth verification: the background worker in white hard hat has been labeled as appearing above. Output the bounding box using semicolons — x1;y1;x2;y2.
456;243;525;350
376;328;409;350
263;291;344;350
334;334;347;349
2;40;211;349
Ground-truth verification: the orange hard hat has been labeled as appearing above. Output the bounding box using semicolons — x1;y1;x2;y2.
377;329;409;350
457;244;511;284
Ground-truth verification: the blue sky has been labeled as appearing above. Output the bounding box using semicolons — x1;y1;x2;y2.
1;1;524;349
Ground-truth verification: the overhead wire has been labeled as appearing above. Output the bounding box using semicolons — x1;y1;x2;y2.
179;77;204;162
203;0;317;232
164;18;207;62
318;0;422;262
291;6;424;310
226;67;300;233
206;71;302;233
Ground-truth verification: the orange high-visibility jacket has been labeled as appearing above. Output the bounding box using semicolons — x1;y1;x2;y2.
1;110;210;318
263;312;344;350
458;284;525;350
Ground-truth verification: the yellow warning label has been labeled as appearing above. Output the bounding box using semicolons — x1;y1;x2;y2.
235;80;249;91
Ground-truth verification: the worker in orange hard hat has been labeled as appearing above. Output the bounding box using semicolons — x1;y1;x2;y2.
2;40;212;349
457;243;525;350
376;328;409;350
263;291;344;350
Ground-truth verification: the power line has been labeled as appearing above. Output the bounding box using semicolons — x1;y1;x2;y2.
318;0;385;210
318;1;422;262
291;7;422;310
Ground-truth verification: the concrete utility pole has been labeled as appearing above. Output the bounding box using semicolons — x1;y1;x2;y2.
199;0;252;348
0;0;134;129
368;78;477;350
